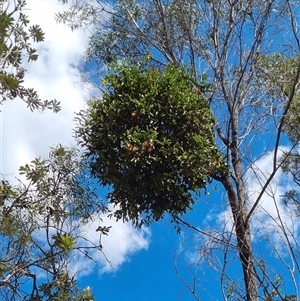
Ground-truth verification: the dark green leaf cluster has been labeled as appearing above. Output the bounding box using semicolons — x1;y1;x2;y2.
0;0;60;112
76;62;225;225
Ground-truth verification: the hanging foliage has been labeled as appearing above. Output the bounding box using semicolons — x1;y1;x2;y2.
76;62;226;225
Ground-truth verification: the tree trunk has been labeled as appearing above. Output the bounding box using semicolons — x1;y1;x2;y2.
222;175;258;301
217;103;258;301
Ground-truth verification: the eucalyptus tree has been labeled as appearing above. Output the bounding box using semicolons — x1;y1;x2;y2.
0;145;108;300
59;1;300;300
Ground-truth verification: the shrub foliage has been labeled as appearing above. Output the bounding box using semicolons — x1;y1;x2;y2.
76;63;224;225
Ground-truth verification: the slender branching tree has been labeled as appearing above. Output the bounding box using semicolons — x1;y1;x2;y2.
0;146;108;300
58;1;300;300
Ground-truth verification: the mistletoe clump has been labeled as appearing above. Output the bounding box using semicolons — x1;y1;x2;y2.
76;62;224;225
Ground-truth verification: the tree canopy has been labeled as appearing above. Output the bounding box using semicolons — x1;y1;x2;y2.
5;0;300;300
0;146;105;300
62;0;300;300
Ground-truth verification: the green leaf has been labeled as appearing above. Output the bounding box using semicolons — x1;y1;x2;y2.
53;233;76;253
29;24;45;42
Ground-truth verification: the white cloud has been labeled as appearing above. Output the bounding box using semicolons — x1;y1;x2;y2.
1;0;151;278
214;147;300;251
178;149;300;292
245;149;300;248
1;0;89;178
75;209;151;276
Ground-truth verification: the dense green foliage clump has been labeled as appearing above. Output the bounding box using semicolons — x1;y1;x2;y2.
76;63;224;225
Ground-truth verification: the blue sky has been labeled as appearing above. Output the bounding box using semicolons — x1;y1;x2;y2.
83;222;187;301
77;200;225;301
2;0;300;300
